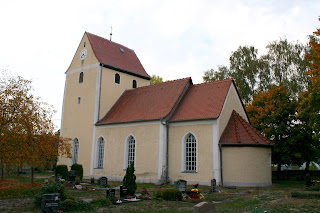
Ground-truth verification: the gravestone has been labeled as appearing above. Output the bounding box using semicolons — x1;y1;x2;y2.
97;176;108;186
120;185;128;197
193;201;215;213
41;193;60;213
211;179;217;193
68;170;77;182
106;188;116;197
174;179;187;192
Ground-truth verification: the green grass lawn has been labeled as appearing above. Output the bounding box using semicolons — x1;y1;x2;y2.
1;172;320;212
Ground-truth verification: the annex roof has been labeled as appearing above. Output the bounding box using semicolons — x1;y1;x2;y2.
220;110;273;146
86;32;150;79
97;77;192;125
169;79;233;122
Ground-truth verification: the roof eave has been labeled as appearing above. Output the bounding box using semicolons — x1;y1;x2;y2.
219;143;273;147
100;63;151;80
96;118;161;126
169;117;218;123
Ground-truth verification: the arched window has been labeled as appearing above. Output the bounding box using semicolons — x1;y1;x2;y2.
96;137;105;168
115;73;120;84
79;72;84;83
132;80;137;88
72;138;79;164
124;135;136;169
183;133;197;172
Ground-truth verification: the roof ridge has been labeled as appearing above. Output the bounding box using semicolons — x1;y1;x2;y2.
127;77;192;92
86;31;134;51
193;78;234;86
233;110;272;145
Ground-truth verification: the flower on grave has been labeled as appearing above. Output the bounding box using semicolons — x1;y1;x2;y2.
141;188;148;195
59;179;65;183
311;180;320;183
191;188;199;193
57;210;63;213
184;188;205;200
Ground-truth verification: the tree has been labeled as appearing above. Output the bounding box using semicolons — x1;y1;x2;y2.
0;71;71;182
246;85;297;179
123;162;137;196
303;28;320;141
203;39;310;104
150;75;163;85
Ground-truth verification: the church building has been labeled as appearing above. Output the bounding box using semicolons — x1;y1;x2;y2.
58;32;273;187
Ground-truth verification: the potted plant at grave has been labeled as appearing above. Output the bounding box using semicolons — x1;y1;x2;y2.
123;163;137;196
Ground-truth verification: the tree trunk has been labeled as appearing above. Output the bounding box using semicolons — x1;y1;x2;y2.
1;167;4;180
305;160;310;176
31;167;34;184
277;163;281;180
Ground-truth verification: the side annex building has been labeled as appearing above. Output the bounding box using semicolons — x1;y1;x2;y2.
58;32;273;187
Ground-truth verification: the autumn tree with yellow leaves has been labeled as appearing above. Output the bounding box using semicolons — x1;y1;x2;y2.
0;71;71;183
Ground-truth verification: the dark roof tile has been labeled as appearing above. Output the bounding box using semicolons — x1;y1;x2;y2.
220;110;273;146
86;32;150;79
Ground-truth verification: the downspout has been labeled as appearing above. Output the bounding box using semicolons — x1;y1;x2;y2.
166;122;169;183
161;78;192;184
219;144;224;187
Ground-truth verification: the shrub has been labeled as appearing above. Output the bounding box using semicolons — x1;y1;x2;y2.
154;187;165;198
162;188;182;201
75;177;81;185
123;163;137;196
90;197;112;207
34;182;67;207
55;165;68;180
71;164;83;180
90;177;95;184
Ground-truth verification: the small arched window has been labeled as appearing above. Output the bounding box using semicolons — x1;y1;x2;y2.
79;72;84;83
96;137;105;168
72;138;79;164
132;80;137;88
115;73;120;84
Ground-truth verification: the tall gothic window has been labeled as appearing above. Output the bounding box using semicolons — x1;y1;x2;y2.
184;133;197;172
125;135;135;168
73;138;79;164
96;137;105;168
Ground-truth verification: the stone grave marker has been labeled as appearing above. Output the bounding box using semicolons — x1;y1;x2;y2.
97;176;108;186
106;188;116;198
211;179;217;193
193;201;215;213
120;185;128;197
68;170;77;183
41;193;60;213
174;179;187;192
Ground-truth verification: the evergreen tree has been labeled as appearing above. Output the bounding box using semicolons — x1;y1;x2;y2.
123;163;137;196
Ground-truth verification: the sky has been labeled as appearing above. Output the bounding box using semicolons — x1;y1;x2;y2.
0;0;319;129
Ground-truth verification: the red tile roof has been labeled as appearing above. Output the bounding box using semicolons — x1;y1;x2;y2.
220;110;272;146
97;78;191;125
86;32;150;79
169;79;233;122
